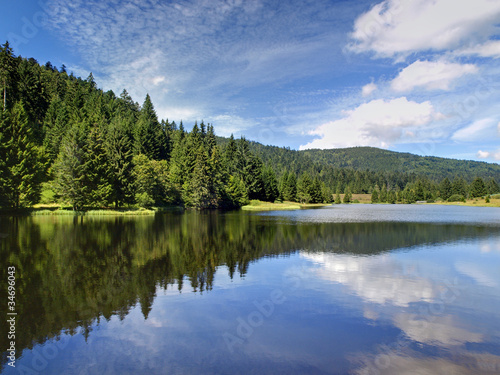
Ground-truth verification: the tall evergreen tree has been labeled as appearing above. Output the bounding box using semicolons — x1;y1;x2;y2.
342;186;352;203
105;117;135;207
452;177;468;198
53;123;88;210
169;121;187;190
439;177;452;201
487;178;499;195
0;102;45;208
135;94;167;160
262;165;279;202
0;41;17;112
469;177;487;198
84;123;113;207
310;177;323;203
297;173;313;203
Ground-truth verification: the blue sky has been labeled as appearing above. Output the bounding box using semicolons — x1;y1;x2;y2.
2;0;500;162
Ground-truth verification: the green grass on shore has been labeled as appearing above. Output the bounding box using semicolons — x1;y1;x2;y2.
241;200;330;211
29;207;157;216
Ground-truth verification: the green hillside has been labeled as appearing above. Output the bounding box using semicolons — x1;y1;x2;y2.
301;147;500;182
218;138;500;183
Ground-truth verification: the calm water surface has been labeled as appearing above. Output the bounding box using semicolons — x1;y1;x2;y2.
1;205;500;374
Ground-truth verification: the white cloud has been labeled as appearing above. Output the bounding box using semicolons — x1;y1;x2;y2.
457;40;500;59
476;149;500;161
349;0;500;58
300;97;444;149
361;82;377;97
391;60;477;92
451;118;496;141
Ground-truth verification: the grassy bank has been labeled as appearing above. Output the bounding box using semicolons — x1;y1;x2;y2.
429;196;500;208
241;200;330;211
0;204;163;216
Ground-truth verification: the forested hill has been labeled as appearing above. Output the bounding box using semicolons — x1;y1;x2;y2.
217;139;500;183
302;147;500;182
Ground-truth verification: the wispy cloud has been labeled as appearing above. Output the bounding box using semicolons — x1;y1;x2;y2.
451;118;497;142
43;0;350;128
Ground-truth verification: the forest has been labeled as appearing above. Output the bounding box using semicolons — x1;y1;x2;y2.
0;41;499;210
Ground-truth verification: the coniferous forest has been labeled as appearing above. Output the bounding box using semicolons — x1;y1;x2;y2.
1;42;499;210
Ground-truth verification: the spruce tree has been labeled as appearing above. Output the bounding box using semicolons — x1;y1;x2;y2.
135;94;166;160
487;178;499;195
0;102;45;207
0;42;17;112
380;184;388;202
262;165;279;202
452;177;468;198
84;123;113;207
469;177;487;198
169;122;187;190
439;177;452;201
342;187;352;203
53;123;88;210
106;117;135;207
310;177;323;203
334;190;341;204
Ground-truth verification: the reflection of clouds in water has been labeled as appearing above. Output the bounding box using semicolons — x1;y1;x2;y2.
354;351;500;375
393;314;482;346
480;240;500;254
455;261;499;288
302;253;435;307
303;250;500;374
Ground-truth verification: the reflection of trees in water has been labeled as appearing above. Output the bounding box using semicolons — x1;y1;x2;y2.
0;212;498;367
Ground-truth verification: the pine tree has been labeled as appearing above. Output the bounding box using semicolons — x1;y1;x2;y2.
0;102;45;207
439;177;452;201
169;122;187;191
342;187;352;203
310;177;323;203
371;189;379;203
469;177;487;198
387;190;397;204
135;94;166;160
84;123;113;207
132;154;172;207
53;123;88;210
43;96;70;163
379;184;388;202
224;134;238;175
451;177;468;198
334;190;341;204
226;175;249;207
0;42;17;112
262;165;279;202
282;172;297;202
185;148;213;209
105;117;135;207
486;178;499;195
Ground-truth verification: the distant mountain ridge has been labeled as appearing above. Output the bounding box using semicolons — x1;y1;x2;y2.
301;146;500;182
217;138;500;182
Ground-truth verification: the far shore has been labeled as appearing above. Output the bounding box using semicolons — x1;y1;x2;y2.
1;194;498;216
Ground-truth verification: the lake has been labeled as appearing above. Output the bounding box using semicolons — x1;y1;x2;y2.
1;205;500;374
